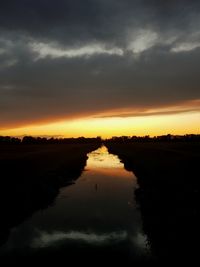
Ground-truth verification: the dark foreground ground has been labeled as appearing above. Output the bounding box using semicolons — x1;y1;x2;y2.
106;141;200;264
0;141;199;265
0;143;100;261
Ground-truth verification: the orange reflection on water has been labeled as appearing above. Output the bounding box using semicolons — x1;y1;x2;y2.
86;146;124;169
91;167;133;178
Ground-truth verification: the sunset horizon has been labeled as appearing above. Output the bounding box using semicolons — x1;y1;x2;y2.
1;110;199;138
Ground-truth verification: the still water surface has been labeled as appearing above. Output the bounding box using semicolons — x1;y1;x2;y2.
1;146;149;260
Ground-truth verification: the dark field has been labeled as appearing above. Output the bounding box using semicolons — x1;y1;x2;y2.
0;143;100;255
106;141;200;263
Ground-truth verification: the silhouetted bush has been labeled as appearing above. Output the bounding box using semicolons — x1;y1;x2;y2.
0;136;21;144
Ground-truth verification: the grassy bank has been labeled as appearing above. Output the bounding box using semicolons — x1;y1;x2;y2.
0;143;100;247
106;142;200;263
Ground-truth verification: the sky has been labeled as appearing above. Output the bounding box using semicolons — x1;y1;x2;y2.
0;0;200;137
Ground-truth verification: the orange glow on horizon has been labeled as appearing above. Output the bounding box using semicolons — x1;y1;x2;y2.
0;111;199;138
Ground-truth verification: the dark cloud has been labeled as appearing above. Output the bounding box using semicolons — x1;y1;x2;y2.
0;0;200;128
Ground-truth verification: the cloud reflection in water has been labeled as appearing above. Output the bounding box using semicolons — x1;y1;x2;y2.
31;230;127;248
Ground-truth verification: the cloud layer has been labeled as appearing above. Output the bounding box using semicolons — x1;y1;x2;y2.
0;0;200;128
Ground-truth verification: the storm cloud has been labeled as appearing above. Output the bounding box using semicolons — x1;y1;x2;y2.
0;0;200;128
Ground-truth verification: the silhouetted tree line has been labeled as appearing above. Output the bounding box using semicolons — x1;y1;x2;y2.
1;134;200;144
0;136;102;144
106;134;200;143
0;136;21;144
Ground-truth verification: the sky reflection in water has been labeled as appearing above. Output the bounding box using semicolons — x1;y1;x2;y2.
1;146;149;259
